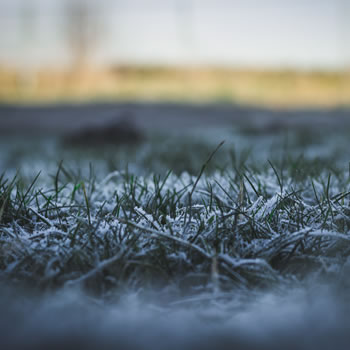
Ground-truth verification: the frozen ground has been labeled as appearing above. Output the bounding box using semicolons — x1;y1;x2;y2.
1;102;350;349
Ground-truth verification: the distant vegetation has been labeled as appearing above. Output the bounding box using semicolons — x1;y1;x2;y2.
0;65;349;107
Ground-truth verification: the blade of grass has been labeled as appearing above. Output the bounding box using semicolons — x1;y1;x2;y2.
185;141;225;225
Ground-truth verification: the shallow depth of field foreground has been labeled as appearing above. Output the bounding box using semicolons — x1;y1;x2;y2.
1;104;350;349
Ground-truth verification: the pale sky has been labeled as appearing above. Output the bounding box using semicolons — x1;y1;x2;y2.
0;0;349;69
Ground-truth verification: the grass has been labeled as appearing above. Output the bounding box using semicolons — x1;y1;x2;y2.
1;65;350;107
1;127;350;298
2;124;350;349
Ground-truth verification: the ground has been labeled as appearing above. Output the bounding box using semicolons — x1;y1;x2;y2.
1;102;350;349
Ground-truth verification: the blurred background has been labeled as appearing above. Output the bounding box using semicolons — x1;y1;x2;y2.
0;0;349;107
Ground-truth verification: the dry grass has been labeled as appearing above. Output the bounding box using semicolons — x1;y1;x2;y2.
1;65;350;107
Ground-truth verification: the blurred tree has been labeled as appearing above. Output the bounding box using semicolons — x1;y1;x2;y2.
63;0;101;68
20;2;36;41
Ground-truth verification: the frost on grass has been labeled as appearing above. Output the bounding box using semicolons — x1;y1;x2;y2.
1;157;350;295
1;128;350;349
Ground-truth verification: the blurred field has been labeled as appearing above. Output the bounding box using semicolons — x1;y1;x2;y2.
1;65;349;107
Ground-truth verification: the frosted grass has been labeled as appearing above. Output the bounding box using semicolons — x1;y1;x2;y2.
1;125;350;349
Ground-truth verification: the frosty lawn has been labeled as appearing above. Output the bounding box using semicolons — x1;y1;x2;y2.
1;126;350;349
1;131;350;293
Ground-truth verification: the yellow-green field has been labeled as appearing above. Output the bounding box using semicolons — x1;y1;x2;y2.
1;65;349;107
